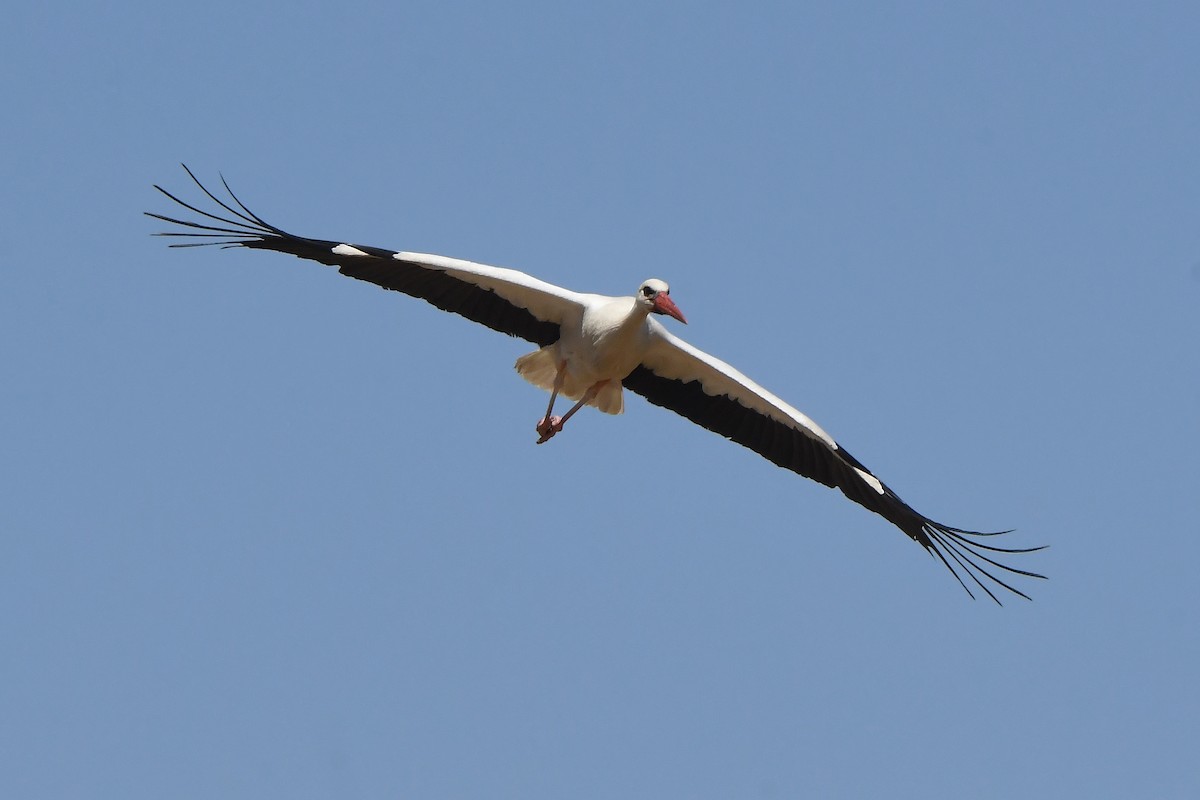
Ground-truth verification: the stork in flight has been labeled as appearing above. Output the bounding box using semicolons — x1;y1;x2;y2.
148;166;1045;603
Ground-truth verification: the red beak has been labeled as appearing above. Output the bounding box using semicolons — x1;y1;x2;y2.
653;293;687;324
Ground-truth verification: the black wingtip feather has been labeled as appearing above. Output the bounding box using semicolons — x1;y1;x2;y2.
917;520;1047;605
860;468;1045;604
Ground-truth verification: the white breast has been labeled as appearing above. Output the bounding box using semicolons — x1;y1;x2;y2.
564;296;649;384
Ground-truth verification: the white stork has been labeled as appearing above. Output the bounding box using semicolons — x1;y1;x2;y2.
148;166;1045;603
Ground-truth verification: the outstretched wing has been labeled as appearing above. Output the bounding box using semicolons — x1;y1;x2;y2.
624;319;1046;604
147;165;584;347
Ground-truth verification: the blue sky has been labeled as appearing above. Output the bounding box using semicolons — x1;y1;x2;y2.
3;1;1198;797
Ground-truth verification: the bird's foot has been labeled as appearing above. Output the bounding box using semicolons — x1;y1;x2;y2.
535;416;564;444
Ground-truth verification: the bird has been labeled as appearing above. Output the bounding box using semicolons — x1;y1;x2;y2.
147;165;1045;603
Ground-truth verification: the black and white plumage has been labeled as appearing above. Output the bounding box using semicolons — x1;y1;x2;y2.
147;165;1045;603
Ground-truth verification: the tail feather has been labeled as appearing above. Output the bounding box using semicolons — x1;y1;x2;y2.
515;349;624;414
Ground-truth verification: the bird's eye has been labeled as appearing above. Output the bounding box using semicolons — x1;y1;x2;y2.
642;286;655;297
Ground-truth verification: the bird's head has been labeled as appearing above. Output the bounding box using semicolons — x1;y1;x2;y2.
637;279;687;324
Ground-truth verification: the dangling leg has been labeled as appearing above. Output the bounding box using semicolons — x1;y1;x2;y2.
536;379;610;445
535;361;568;443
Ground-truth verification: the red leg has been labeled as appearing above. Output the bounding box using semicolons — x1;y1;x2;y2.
536;379;609;445
535;361;568;443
